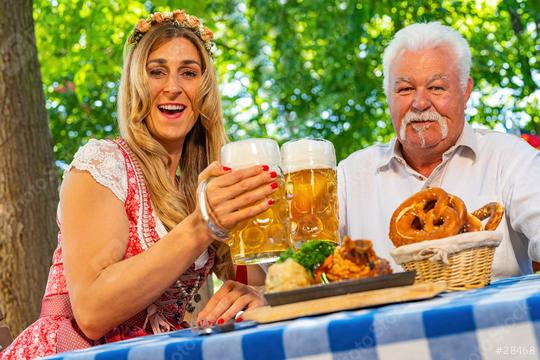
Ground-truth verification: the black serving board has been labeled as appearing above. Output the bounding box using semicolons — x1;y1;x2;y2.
264;271;416;306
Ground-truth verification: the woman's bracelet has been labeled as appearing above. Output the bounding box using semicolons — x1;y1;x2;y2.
197;178;230;241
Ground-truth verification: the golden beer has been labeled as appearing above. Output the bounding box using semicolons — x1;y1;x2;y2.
226;178;291;264
282;139;339;247
221;139;292;264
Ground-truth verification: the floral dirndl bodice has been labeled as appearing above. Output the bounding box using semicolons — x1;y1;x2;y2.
110;138;215;332
1;138;215;359
62;138;215;330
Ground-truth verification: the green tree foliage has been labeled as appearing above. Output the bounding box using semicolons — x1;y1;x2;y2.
34;0;539;165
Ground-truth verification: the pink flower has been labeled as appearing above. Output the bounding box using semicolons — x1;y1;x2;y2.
173;10;187;23
124;327;147;339
136;19;151;33
153;12;164;23
187;15;200;28
201;27;213;42
105;328;122;343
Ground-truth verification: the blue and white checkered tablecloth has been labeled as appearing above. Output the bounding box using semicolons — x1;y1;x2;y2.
45;274;540;360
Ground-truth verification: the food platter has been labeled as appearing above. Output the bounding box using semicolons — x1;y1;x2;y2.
264;271;416;306
246;279;445;323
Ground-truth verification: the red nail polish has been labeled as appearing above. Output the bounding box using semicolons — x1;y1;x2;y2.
223;166;231;171
270;182;278;189
217;318;225;325
197;320;201;327
235;317;244;323
270;171;277;178
268;199;275;205
262;165;269;171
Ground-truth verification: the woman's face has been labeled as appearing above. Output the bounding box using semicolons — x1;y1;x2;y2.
145;37;202;151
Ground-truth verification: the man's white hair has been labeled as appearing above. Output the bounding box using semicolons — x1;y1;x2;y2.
382;22;471;96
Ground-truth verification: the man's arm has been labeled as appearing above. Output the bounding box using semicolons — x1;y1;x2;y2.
501;138;540;262
337;161;348;243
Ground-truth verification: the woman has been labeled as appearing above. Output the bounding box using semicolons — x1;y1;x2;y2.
1;10;273;358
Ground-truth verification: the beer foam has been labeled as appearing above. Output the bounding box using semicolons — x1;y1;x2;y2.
221;138;281;169
281;138;336;173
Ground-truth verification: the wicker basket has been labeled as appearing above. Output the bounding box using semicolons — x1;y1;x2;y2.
401;246;495;291
390;231;502;292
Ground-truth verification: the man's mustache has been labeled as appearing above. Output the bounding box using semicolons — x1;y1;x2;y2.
402;110;444;124
399;110;448;142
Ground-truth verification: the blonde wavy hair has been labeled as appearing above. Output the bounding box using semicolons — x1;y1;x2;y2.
117;22;232;279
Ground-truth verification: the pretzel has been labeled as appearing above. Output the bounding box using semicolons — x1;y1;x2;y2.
462;213;483;233
389;187;467;247
471;202;504;231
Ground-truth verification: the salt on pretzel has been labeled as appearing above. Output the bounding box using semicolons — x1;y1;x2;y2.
462;213;483;233
471;202;504;231
389;187;467;247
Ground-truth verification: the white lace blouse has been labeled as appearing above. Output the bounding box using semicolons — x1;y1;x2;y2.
60;139;208;269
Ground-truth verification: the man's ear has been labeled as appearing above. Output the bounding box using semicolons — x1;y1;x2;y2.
464;77;473;103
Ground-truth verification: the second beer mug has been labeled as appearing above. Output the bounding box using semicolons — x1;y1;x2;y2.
282;138;339;247
221;138;291;264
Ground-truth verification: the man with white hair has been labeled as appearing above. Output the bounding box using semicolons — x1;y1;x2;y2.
338;22;540;278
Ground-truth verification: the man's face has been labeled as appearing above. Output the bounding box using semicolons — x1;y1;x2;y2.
388;46;472;155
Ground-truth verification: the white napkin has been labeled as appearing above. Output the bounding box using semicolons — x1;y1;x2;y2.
390;231;503;265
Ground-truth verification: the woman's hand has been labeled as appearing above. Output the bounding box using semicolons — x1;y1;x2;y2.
196;280;266;325
197;161;278;233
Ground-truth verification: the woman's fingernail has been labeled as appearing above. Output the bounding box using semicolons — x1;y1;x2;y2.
197;320;201;327
270;182;278;189
223;166;231;171
270;171;277;178
268;198;275;205
262;165;269;171
235;317;244;323
217;318;225;325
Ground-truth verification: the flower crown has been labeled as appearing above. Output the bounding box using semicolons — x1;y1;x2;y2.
128;10;214;55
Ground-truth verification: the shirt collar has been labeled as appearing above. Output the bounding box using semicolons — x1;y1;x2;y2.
376;137;403;172
456;122;478;156
376;121;478;173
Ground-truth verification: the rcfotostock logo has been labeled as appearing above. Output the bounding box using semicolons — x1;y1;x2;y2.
0;30;36;148
0;99;21;148
0;30;36;75
0;166;57;245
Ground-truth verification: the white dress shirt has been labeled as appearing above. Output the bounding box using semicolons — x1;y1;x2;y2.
338;123;540;279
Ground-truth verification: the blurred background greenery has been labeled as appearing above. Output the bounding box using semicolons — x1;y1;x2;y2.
34;0;539;170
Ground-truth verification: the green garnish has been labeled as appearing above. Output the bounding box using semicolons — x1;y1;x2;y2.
277;248;295;262
321;272;330;284
278;240;336;275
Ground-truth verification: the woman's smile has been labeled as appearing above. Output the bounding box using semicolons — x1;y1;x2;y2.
157;102;187;120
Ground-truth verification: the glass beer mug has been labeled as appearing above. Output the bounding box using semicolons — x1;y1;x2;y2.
221;139;291;264
281;138;339;247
